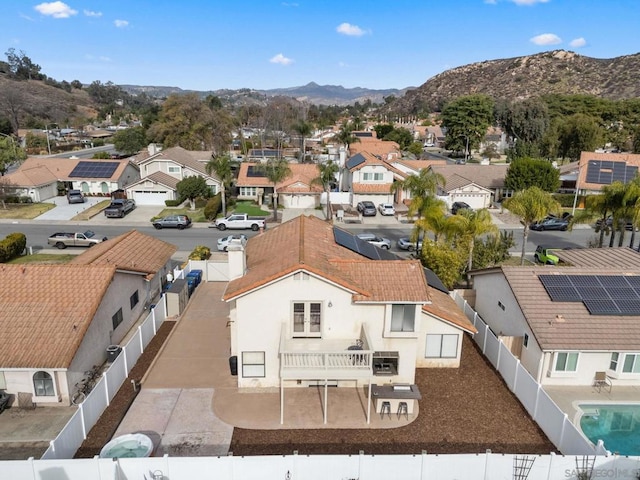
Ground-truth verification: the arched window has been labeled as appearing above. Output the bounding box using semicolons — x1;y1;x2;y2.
80;182;89;193
33;371;54;396
100;182;109;194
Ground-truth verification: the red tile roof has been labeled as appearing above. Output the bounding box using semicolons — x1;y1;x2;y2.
577;151;640;191
223;215;430;304
71;230;176;280
0;264;116;368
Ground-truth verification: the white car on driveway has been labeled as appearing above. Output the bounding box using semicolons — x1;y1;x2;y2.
378;203;395;216
217;234;248;251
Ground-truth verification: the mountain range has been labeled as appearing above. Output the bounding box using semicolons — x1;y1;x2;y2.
119;82;411;107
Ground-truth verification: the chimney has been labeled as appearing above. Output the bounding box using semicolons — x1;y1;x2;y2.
227;241;246;280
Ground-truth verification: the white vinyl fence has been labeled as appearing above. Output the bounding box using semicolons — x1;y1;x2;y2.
5;451;640;480
452;291;606;456
40;301;168;460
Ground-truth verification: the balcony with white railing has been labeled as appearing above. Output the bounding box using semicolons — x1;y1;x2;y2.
279;325;374;380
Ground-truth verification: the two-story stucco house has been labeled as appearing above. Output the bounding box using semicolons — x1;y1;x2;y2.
127;145;221;205
0;231;175;406
344;152;397;208
470;247;640;389
222;215;476;423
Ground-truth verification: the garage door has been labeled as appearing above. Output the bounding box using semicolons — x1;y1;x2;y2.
132;190;170;206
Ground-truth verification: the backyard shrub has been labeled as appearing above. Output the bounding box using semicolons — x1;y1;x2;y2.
204;193;222;220
0;232;27;262
194;196;208;209
164;199;182;207
188;245;211;260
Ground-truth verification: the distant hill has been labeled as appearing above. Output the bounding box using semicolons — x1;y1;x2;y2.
119;82;410;106
390;50;640;114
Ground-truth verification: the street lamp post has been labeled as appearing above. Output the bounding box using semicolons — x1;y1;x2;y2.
571;163;585;216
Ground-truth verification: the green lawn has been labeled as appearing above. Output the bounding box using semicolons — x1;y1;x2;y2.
8;253;76;264
231;201;270;216
154;207;207;222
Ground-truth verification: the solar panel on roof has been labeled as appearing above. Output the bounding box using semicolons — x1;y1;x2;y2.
607;287;640;300
246;165;266;178
614;299;640;315
575;286;610;300
569;275;600;287
598;276;632;288
544;286;581;302
333;228;359;251
585;160;638;185
424;268;448;294
345;154;365;169
539;275;572;287
69;161;119;178
583;298;620;315
624;276;640;289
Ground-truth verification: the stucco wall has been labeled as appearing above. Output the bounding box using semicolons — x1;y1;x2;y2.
416;313;462;368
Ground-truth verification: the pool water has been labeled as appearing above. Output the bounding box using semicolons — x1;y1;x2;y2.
579;404;640;456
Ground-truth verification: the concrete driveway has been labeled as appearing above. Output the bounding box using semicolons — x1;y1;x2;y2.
35;196;106;221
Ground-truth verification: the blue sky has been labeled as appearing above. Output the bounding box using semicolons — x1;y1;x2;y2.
1;0;639;91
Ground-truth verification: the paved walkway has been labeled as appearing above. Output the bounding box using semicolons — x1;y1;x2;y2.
115;282;416;456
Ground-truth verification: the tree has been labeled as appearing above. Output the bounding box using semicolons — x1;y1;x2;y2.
556;113;602;161
407;142;424;157
503;187;561;265
0;135;26;175
449;208;498;285
262;158;291;221
91;151;111;159
4;48;42;80
205;154;235;217
391;169;446;250
332;121;360;150
497;97;549;146
473;231;515;269
441;94;494;156
312;160;339;221
413;201;452;243
504;157;560;192
176;175;210;209
292;120;312;162
383;127;413;150
147;93;213;150
373;124;394;140
420;240;466;290
113;126;147;156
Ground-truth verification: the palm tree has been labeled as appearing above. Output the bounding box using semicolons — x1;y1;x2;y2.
572;182;626;248
449;208;498;285
292;120;312;163
312;160;340;221
413;200;451;243
333;121;360;150
503;186;561;265
391;169;446;251
624;177;640;249
205;154;235;217
263;158;291;221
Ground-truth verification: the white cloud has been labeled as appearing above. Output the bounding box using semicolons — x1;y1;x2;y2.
338;61;350;68
511;0;550;5
336;22;366;37
83;10;102;17
530;33;562;45
114;19;129;28
270;53;293;66
569;37;586;48
34;1;77;19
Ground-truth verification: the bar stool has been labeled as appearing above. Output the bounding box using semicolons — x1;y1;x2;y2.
397;401;408;420
380;401;391;419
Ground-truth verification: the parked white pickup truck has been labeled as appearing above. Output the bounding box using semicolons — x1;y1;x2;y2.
47;230;107;249
211;213;266;231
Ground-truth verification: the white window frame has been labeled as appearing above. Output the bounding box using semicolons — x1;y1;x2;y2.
242;351;265;378
554;352;579;372
622;353;640;374
292;301;322;338
33;370;55;397
425;334;458;358
390;304;415;333
610;352;620;371
168;165;181;174
373;172;383;181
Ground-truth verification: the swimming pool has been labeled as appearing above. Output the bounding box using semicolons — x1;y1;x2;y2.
578;403;640;456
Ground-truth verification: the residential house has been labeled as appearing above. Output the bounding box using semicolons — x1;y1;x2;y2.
470;247;640;388
478;126;508;155
575;151;640;196
385;159;448;205
0;157;139;202
235;162;323;209
222;215;476;422
347;132;401;162
0;231;175;406
429;164;510;208
344;152;396;207
128;145;221;205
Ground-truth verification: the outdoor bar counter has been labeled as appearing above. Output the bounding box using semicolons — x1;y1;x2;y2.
372;384;422;415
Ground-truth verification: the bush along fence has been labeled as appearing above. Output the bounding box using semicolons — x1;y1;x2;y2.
452;291;608;456
40;301;168;460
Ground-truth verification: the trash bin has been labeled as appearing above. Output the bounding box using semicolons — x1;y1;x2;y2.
107;345;122;362
229;355;238;376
